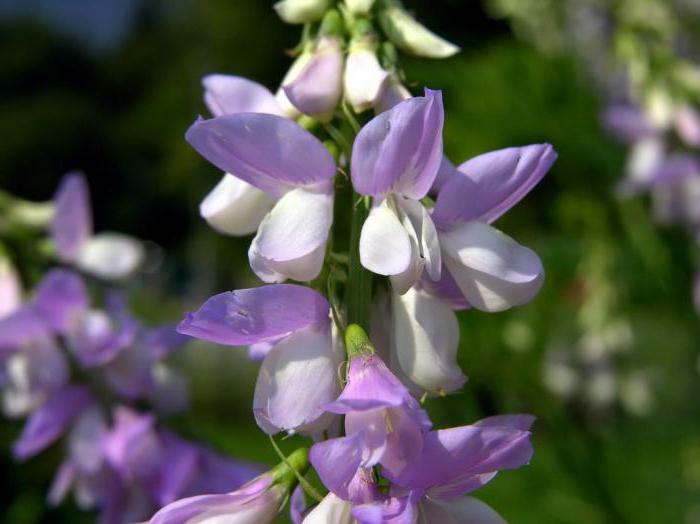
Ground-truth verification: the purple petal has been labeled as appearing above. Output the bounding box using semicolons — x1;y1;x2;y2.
177;284;329;346
50;172;93;261
141;324;190;361
67;310;139;368
290;485;307;524
675;105;700;147
432;144;557;229
309;433;365;500
648;154;700;186
185;113;335;197
194;446;264;494
152;432;200;505
13;386;91;461
419;264;470;310
283;37;343;120
34;269;88;333
0;307;49;354
324;354;414;413
474;414;536;431
47;461;76;506
430;155;457;195
602;104;656;144
384;423;533;495
351;89;444;199
147;476;278;524
203;74;284;117
101;407;163;480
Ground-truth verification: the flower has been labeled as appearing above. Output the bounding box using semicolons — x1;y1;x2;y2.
429;144;556;312
178;284;341;435
50;173;144;280
352;89;444;294
186;109;336;283
344;26;390;113
309;353;431;499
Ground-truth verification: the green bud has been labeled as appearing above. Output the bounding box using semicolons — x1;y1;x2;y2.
344;323;375;358
274;0;332;25
379;3;459;59
319;9;345;38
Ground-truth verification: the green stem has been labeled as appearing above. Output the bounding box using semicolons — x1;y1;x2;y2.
268;436;324;502
346;194;372;332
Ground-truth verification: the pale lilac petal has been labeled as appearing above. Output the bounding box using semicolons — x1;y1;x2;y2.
148;365;189;415
324;354;413;413
203;74;284;117
602;104;656;143
67;309;139;368
309;433;365;500
200;174;278;236
67;406;108;474
186;113;335;197
141;324;190;361
283;37;343;121
47;461;77;506
249;188;333;283
102;345;154;399
290;485;307;524
152;433;200;505
253;327;340;435
75;232;144;280
0;307;49;354
648;154;700;186
432;144;556;228
359;201;412;276
430;155;456;195
374;78;411;114
351;89;444;199
13;386;91;460
385;423;533;494
2;340;69;417
101;407;163;480
419;264;470;310
148;477;281;524
195;446;264;494
34;268;88;333
440;221;544;312
344;47;390;113
177;284;329;346
675;105;700;147
391;287;466;394
50;172;92;261
352;496;416;524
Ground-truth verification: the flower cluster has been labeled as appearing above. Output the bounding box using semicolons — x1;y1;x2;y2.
0;177;261;523
148;1;558;522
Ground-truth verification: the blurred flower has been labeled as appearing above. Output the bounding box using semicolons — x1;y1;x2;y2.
274;0;332;24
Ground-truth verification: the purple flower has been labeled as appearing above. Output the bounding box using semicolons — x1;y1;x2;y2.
429;144;556;312
353;89;444;294
186;111;336;283
310;354;431;499
50;173;144;280
13;385;92;460
179;285;341;435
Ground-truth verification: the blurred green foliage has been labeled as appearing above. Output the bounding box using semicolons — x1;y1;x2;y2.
1;1;700;523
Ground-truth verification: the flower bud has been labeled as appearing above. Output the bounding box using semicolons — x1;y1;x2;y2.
344;27;390;113
344;0;375;15
274;0;332;24
379;3;459;59
281;35;344;122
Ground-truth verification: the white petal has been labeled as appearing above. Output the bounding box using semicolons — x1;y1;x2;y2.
0;257;22;319
381;5;460;59
75;233;144;280
397;198;441;279
302;493;353;524
200;174;277;236
344;47;390;113
392;288;465;393
359;200;412;275
440;221;544;312
249;188;333;282
253;327;341;435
